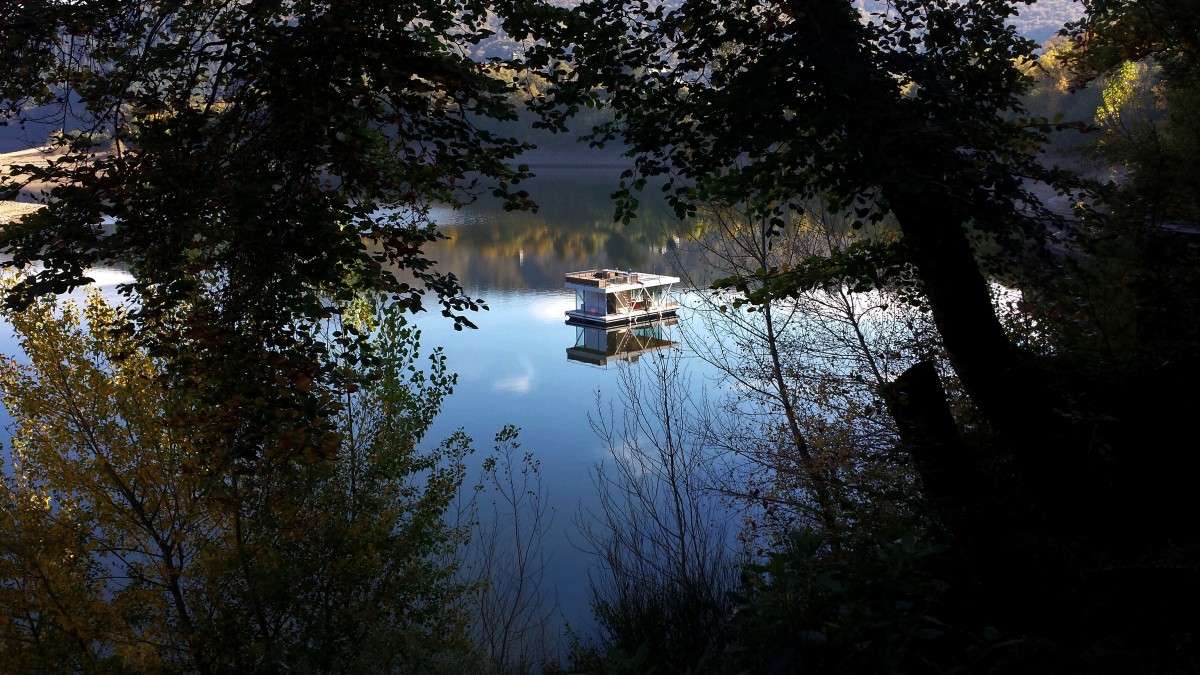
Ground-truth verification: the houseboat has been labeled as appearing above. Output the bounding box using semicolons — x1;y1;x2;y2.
564;269;680;326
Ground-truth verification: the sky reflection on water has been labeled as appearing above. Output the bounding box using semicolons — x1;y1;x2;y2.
414;169;723;635
0;167;720;639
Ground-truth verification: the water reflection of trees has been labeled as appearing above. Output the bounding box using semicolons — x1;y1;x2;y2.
422;171;706;291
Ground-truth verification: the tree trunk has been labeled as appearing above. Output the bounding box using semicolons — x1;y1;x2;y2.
885;189;1074;509
884;362;970;494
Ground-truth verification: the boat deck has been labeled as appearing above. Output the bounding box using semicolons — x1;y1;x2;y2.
564;269;680;291
564;304;680;326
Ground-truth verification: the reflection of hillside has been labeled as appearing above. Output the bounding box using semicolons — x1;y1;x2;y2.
427;222;699;293
421;169;705;291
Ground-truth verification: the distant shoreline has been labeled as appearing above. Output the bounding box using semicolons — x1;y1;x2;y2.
0;146;70;202
0;200;43;225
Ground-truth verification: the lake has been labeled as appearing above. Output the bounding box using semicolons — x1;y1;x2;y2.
412;166;728;638
0;165;732;645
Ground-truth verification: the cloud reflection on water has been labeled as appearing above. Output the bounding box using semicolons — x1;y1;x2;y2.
493;357;536;394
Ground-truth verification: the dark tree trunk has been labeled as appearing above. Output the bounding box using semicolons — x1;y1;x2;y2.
883;360;978;522
885;189;1075;513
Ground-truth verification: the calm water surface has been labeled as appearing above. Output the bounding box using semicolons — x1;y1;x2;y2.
416;167;723;634
0;166;726;638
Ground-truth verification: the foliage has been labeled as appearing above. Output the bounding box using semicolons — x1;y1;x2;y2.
0;286;478;673
0;0;542;462
467;425;561;673
679;202;927;544
1010;0;1200;543
522;0;1053;234
1016;37;1104;156
731;529;954;675
578;350;738;674
1064;0;1200;88
518;0;1080;470
1063;0;1200;223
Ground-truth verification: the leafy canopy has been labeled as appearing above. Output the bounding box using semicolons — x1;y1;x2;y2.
1064;0;1200;223
522;0;1053;243
0;285;478;672
516;0;1075;453
2;0;535;315
1;0;541;459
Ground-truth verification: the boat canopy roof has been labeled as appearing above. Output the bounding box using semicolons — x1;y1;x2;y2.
564;269;680;292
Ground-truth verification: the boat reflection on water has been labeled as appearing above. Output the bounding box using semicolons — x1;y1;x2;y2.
565;318;679;367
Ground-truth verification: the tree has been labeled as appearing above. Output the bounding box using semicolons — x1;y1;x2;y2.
1064;0;1200;223
579;350;738;672
520;0;1078;498
0;286;479;672
1027;0;1200;543
509;7;1200;666
1065;0;1199;87
466;426;560;673
0;0;538;461
678;202;928;543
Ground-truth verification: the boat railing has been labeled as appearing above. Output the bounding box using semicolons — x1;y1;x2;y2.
565;270;639;287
